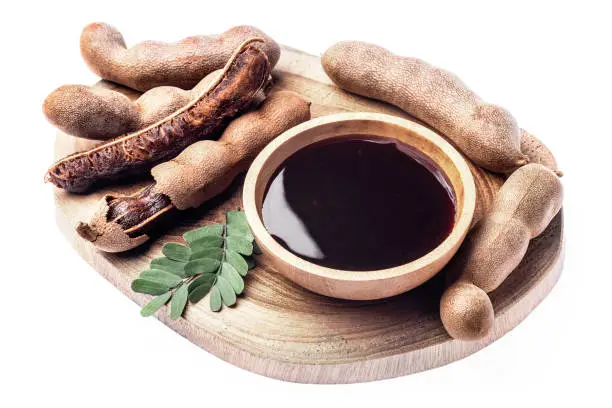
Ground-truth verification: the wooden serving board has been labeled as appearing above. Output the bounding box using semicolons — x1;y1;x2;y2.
53;46;564;384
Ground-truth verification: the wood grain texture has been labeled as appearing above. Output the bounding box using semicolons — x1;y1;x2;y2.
52;46;563;383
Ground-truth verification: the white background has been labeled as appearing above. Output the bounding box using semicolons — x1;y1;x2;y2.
2;0;610;406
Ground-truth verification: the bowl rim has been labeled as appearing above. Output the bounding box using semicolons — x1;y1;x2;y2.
243;112;476;283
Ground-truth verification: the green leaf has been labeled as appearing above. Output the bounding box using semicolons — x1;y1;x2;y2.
221;262;244;294
226;250;248;276
216;275;237;306
183;224;224;244
139;269;183;288
227;211;254;241
131;279;170;296
170;284;188;320
190;247;224;261
162;243;191;262
184;258;220;276
190;235;223;253
210;286;222;312
188;274;216;303
140;292;172;317
226;236;253;256
150;257;186;277
252;241;263;255
244;256;256;270
188;273;216;294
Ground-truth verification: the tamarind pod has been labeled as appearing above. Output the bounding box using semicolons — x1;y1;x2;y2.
322;41;528;173
43;71;220;140
43;71;275;141
43;85;142;140
76;91;311;252
45;39;270;193
520;129;563;176
81;23;281;92
440;164;563;340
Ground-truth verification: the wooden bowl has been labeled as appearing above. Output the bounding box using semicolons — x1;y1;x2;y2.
243;113;476;300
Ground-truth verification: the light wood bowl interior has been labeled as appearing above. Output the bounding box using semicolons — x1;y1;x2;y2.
243;113;476;300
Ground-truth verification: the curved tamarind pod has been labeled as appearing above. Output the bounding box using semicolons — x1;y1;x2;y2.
440;163;563;340
322;41;528;173
45;39;270;193
81;23;281;92
43;71;220;140
520;129;563;176
43;84;142;140
76;91;311;252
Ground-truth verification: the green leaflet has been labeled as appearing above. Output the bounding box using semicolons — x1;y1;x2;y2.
226;250;248;276
190;247;224;261
132;279;170;296
190;235;224;253
140;292;172;317
216;275;237;306
150;257;187;277
162;243;191;262
187;273;216;303
226;236;253;256
245;256;256;270
139;269;183;288
221;262;244;294
170;284;188;320
183;224;224;244
184;258;220;276
227;211;254;241
210;286;222;312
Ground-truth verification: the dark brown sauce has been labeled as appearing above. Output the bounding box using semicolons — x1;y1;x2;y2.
261;135;456;271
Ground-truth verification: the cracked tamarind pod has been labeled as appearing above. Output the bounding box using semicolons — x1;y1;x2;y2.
439;164;563;340
45;38;270;193
322;41;530;173
76;91;311;252
81;23;281;92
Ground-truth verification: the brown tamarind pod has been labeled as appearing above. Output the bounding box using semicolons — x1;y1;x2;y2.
76;91;311;252
322;41;529;173
43;71;220;140
45;39;270;193
43;85;142;140
439;282;494;341
81;23;281;92
520;129;563;176
440;163;563;340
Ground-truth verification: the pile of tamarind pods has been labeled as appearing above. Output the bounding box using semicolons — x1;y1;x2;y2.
44;24;563;342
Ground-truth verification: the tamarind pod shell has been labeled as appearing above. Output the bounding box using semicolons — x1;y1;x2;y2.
81;23;281;92
321;41;528;173
152;91;312;210
43;85;141;140
75;195;150;252
46;39;270;193
461;163;564;292
440;281;494;341
520;129;563;176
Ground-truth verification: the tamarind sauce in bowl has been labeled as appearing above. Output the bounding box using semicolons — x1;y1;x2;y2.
261;136;456;271
243;113;476;300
